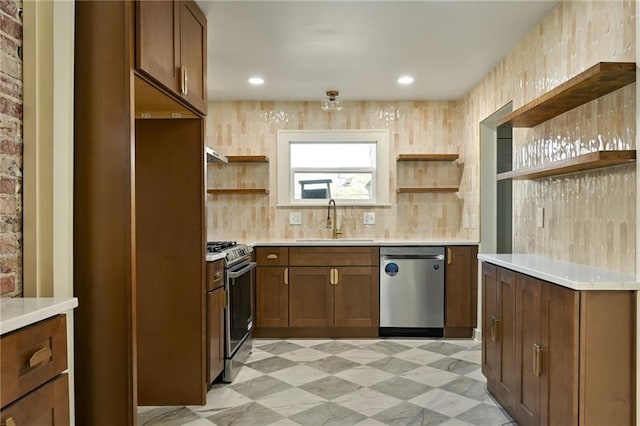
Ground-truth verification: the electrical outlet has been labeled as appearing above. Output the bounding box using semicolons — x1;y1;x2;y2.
289;212;302;225
363;212;376;225
536;207;544;228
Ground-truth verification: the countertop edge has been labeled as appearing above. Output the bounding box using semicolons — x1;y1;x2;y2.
1;297;79;335
478;254;640;291
206;253;227;262
252;240;479;247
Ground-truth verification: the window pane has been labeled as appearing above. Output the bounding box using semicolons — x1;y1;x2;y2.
290;143;376;168
294;172;373;200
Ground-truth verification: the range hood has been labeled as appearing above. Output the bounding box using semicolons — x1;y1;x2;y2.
205;146;228;163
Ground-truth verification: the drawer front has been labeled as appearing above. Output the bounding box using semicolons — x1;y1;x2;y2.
290;247;379;266
256;247;289;266
207;260;224;291
1;315;67;408
0;373;70;425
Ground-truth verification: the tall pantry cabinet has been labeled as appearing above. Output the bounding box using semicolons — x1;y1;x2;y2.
74;1;208;425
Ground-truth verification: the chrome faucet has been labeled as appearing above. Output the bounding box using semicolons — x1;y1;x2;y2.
326;199;342;239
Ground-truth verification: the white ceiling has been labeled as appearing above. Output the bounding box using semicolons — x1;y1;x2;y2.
196;1;560;102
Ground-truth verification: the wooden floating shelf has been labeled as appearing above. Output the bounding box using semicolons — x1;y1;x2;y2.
497;62;636;128
397;186;459;193
207;188;270;194
397;154;459;161
496;150;636;181
226;155;269;163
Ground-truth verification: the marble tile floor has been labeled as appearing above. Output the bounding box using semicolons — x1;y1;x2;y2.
138;338;515;426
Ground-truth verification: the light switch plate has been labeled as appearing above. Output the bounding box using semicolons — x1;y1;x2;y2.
536;207;544;228
363;212;376;225
289;212;302;225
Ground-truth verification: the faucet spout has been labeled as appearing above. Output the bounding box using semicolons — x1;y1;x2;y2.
326;199;342;239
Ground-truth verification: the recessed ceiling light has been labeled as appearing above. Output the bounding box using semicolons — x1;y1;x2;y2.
397;75;415;85
248;77;264;85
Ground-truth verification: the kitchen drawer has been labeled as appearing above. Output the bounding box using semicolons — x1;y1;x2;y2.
256;247;289;266
290;247;379;266
1;315;67;408
207;260;224;291
0;373;70;425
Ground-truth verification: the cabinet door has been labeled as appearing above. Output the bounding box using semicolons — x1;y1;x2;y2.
494;267;517;411
540;283;579;426
482;263;499;383
208;287;225;385
135;1;179;94
0;374;69;426
289;267;333;327
256;266;289;328
334;267;379;327
179;0;207;114
515;274;541;426
445;246;478;328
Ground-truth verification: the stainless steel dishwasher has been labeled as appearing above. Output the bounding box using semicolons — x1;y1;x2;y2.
379;246;445;337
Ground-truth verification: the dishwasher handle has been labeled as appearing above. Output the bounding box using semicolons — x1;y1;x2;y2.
381;254;445;261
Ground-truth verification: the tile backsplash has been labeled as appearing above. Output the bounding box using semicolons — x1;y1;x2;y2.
206;101;474;242
207;0;636;274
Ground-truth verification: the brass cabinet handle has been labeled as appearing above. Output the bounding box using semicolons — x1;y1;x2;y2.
329;269;334;285
490;315;501;342
329;268;338;285
29;346;52;368
284;268;288;285
184;67;188;95
533;344;543;376
267;254;278;260
4;417;16;426
447;248;452;265
180;67;188;95
334;269;339;285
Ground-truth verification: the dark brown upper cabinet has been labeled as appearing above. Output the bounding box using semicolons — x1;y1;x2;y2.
135;0;207;115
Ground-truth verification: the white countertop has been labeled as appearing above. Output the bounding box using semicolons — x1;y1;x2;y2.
1;297;79;335
478;254;640;291
253;239;478;247
206;252;227;262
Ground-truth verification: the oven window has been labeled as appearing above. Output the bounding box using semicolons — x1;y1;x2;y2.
228;268;252;356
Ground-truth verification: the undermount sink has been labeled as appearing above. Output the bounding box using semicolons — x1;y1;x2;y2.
296;238;374;242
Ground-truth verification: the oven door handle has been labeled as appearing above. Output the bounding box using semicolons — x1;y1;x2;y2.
228;261;257;279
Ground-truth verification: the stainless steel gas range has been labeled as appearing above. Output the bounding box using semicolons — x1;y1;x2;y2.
207;241;256;382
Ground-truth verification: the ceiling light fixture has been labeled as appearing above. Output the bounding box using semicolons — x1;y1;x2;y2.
397;75;415;85
321;90;343;111
248;77;265;85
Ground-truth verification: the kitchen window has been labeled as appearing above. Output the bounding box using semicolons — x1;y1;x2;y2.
277;130;390;206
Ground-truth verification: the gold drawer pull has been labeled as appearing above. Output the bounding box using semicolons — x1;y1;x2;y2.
334;269;339;285
284;268;289;285
533;344;543;376
490;316;501;342
29;346;52;368
4;417;16;426
447;248;452;265
267;254;278;260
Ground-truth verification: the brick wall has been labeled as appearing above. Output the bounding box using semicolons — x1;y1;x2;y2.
0;0;23;297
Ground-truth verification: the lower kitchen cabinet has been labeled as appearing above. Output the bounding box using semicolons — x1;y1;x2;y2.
334;267;379;327
207;286;225;385
482;261;634;426
0;374;70;426
254;246;379;337
256;266;289;328
444;245;478;337
289;267;334;327
288;266;379;329
482;264;517;411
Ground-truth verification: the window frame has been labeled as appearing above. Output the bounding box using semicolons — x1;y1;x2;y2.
277;129;390;207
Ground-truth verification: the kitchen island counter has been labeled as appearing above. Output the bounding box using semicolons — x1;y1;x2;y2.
478;253;640;291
